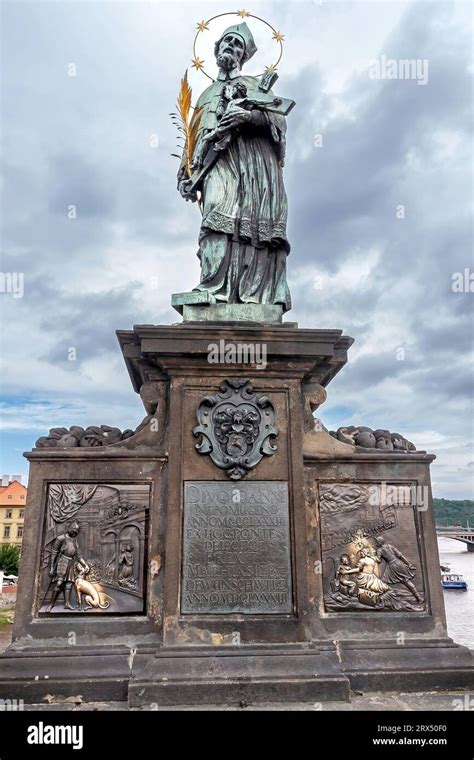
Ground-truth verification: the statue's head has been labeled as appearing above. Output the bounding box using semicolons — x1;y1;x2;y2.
214;22;257;73
68;521;80;537
232;82;247;99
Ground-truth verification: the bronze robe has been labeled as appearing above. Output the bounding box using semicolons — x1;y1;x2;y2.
182;74;291;311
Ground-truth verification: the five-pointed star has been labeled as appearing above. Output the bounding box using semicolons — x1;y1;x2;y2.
236;9;250;18
196;20;209;32
272;30;285;43
191;57;205;70
265;64;278;72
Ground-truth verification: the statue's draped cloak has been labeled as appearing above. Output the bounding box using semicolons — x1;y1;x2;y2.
188;75;291;311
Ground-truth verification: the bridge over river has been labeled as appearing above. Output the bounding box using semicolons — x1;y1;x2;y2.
436;526;474;551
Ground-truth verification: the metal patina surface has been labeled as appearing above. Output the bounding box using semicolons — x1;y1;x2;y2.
174;21;295;319
182;303;283;323
181;480;292;614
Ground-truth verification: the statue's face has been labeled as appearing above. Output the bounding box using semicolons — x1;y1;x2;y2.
217;33;245;71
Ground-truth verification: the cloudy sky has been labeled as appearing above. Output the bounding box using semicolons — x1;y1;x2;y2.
0;0;472;498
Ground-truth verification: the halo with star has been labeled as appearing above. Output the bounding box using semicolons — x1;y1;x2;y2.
191;9;285;81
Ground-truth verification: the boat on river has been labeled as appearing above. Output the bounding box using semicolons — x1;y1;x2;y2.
440;564;468;590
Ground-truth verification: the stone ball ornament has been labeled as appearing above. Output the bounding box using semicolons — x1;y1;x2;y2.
330;425;417;452
35;425;135;449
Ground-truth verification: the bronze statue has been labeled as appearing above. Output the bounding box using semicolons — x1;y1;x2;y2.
177;22;294;312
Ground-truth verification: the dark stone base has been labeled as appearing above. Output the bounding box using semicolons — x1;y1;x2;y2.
0;646;151;703
1;639;473;706
3;321;473;707
340;639;474;693
128;644;350;706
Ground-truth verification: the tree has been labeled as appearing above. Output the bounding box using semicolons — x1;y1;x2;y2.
0;544;20;575
434;499;474;527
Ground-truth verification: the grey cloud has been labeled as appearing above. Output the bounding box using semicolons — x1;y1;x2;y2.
48;154;116;217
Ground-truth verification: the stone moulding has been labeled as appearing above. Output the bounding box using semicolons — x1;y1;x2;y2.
193;377;278;480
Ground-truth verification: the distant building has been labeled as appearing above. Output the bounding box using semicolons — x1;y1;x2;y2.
0;475;27;551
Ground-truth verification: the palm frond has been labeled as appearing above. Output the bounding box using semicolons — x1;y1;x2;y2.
171;70;204;177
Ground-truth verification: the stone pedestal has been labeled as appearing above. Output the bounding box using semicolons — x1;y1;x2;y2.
0;322;472;706
171;291;285;323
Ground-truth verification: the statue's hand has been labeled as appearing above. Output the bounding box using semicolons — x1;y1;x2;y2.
178;179;198;203
218;108;251;131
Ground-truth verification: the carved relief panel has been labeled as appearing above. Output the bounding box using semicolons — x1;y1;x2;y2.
319;482;425;613
38;483;150;615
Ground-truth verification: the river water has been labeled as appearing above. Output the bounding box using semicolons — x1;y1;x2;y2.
438;537;474;649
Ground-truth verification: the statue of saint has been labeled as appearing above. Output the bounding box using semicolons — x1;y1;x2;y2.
177;22;292;312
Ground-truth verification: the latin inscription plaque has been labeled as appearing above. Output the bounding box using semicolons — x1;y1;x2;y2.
181;481;292;614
